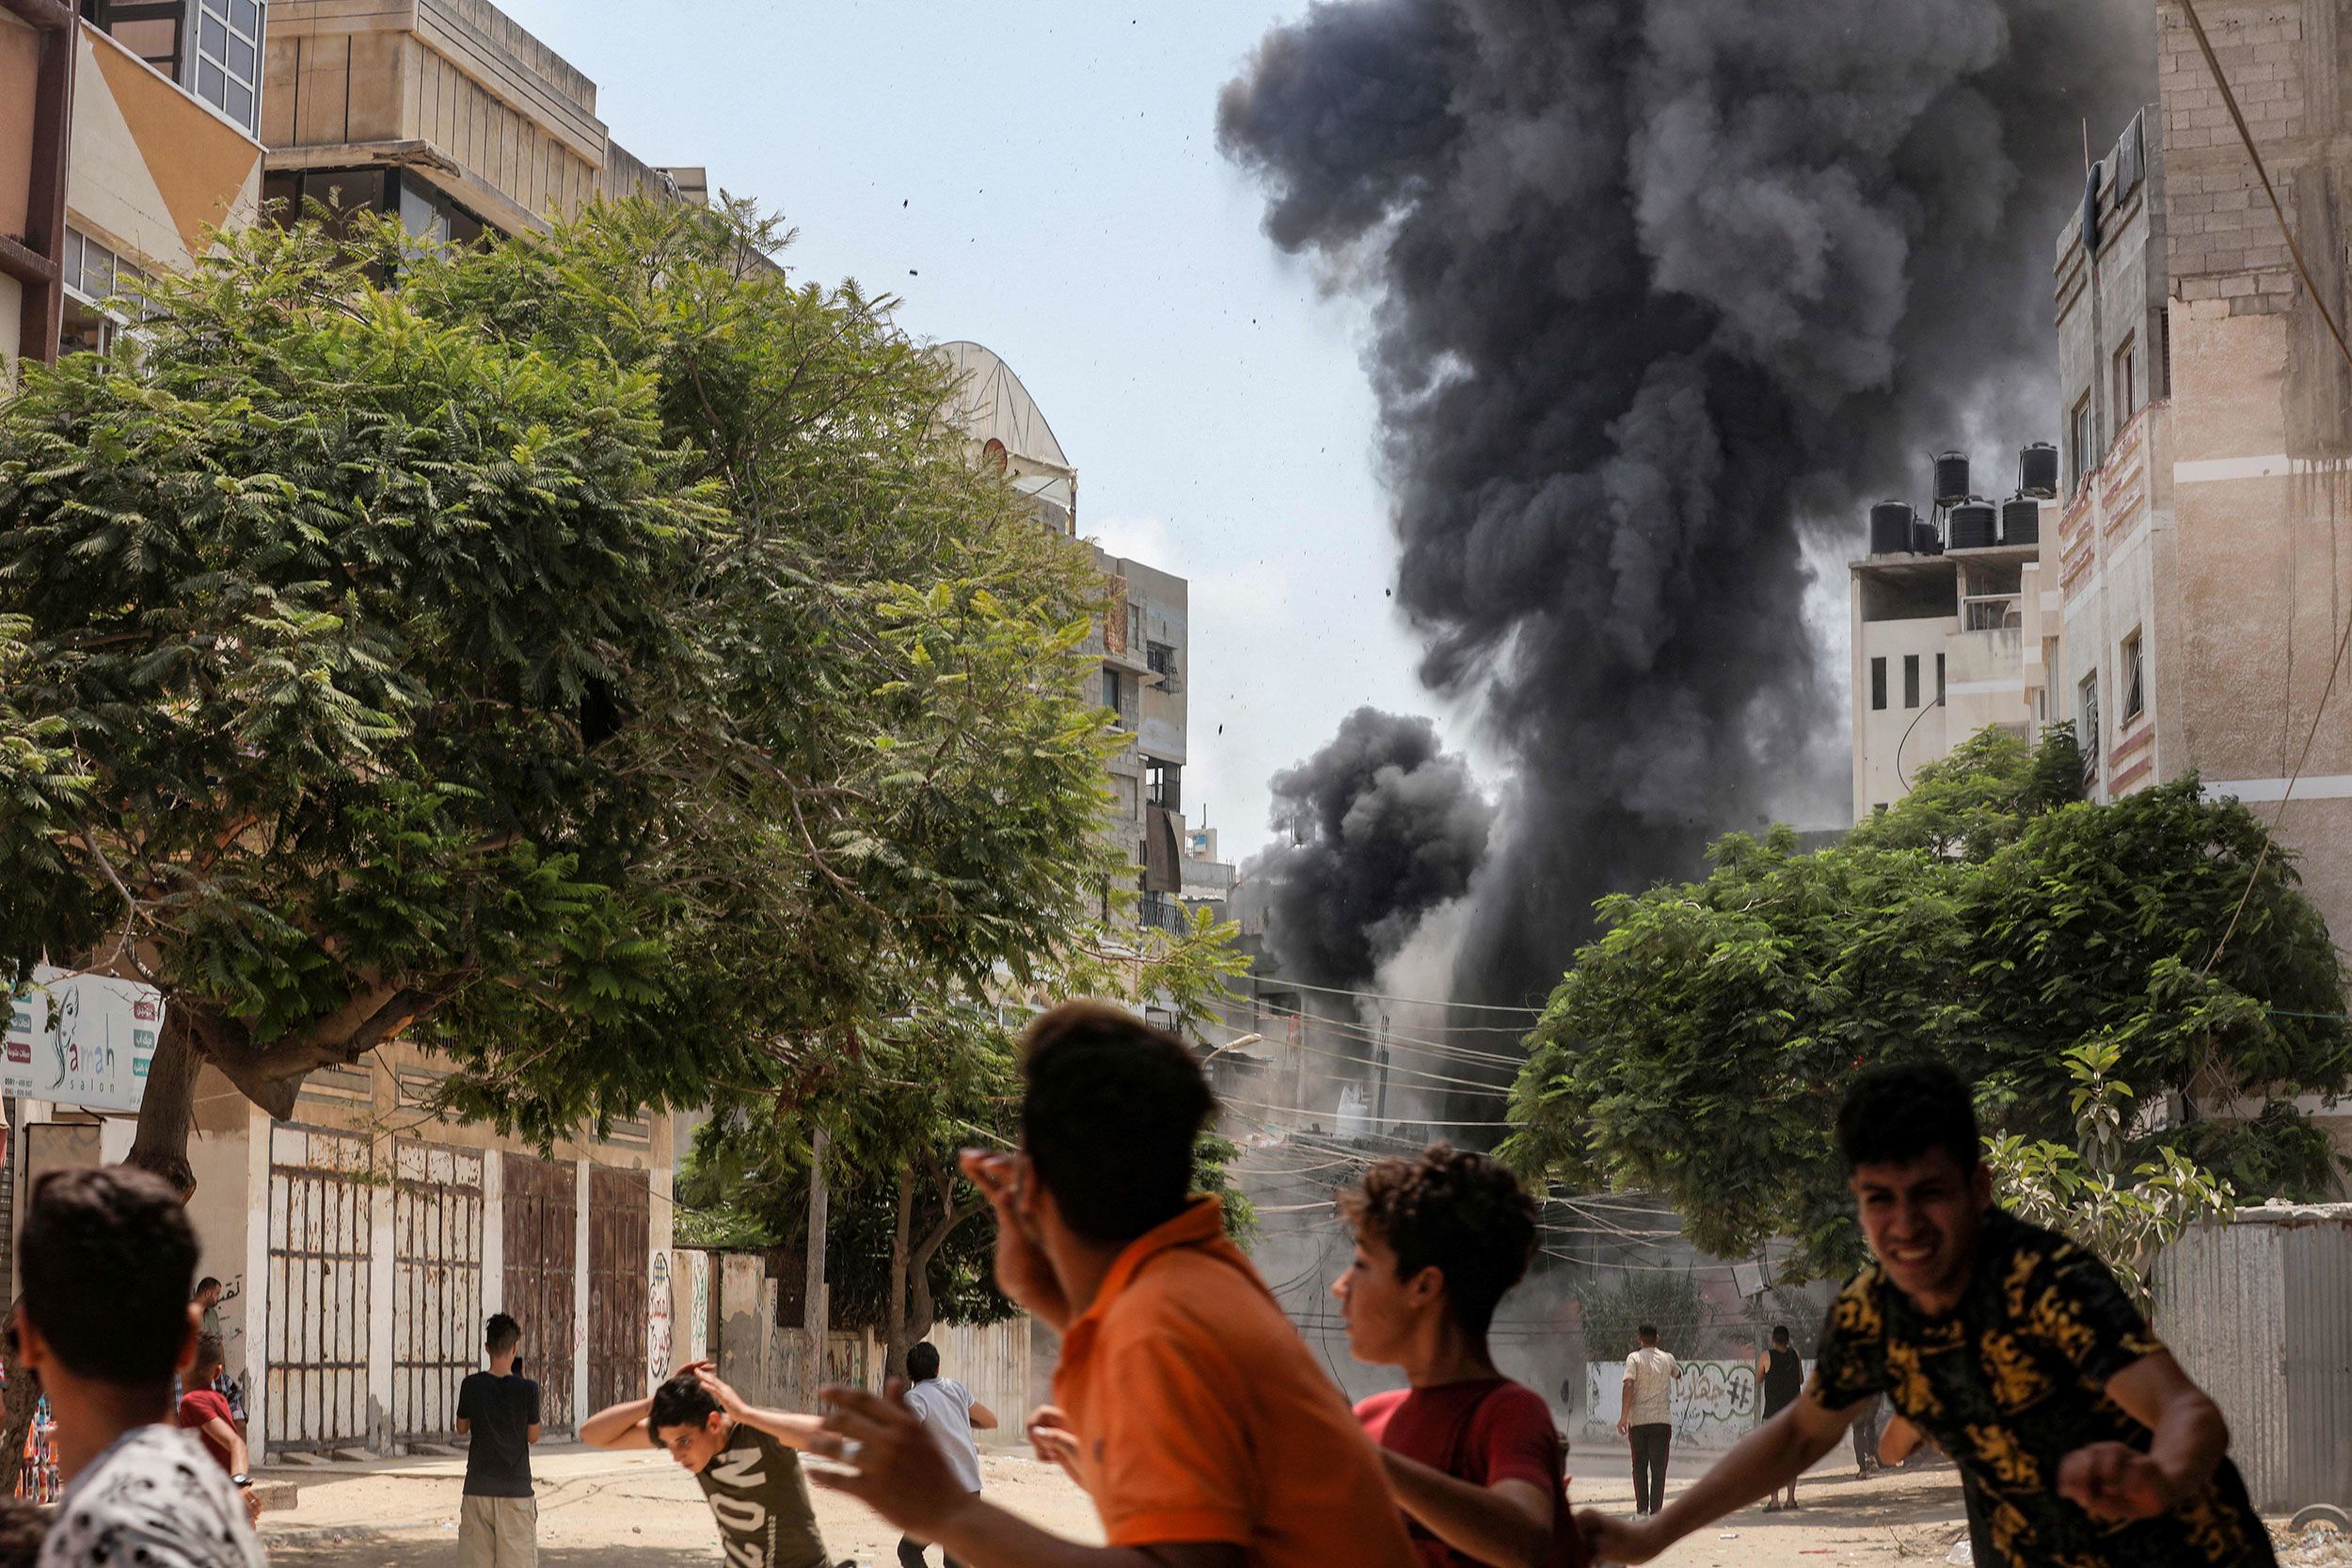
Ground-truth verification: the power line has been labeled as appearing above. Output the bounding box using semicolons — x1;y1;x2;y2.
1241;974;1549;1017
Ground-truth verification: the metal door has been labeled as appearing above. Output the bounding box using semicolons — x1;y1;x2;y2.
266;1126;373;1450
390;1142;484;1441
501;1152;576;1432
587;1165;651;1415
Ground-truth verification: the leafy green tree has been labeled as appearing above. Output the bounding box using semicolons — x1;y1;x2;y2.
0;199;1232;1196
1504;726;2350;1280
1986;1039;2233;1307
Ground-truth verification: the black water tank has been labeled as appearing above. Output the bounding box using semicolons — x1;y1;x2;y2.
1913;516;1944;556
1934;451;1971;506
2002;496;2042;546
1948;500;1998;550
1869;501;1915;555
2019;442;2059;499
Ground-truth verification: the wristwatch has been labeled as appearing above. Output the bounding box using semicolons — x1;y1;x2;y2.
230;1474;251;1490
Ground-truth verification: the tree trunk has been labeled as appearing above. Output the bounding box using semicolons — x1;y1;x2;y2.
125;1007;203;1197
884;1166;914;1382
0;1296;38;1501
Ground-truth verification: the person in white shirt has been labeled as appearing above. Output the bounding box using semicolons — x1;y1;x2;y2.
896;1341;999;1568
1616;1325;1680;1519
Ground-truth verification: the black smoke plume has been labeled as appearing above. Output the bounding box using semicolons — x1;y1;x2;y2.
1250;707;1493;989
1220;0;2152;1005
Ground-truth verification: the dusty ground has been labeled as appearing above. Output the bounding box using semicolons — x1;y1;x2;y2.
256;1441;2344;1567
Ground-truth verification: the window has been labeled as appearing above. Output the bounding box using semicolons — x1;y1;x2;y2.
2070;394;2095;495
82;0;264;136
2121;630;2145;722
1869;657;1887;712
1935;653;1947;706
2079;673;2102;768
2113;334;2137;428
1103;669;1122;712
189;0;264;135
1902;654;1920;709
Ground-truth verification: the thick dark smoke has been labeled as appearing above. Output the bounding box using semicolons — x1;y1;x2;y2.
1250;707;1493;989
1220;0;2152;1006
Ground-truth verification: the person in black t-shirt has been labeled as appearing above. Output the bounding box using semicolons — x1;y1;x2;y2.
1755;1326;1804;1513
455;1313;543;1568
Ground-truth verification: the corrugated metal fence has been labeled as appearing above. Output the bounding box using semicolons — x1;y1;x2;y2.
2156;1203;2352;1514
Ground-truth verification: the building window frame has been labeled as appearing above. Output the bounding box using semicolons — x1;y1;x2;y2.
2079;672;2102;774
1935;652;1947;707
2070;393;2096;496
2121;629;2146;723
2112;333;2138;431
1869;657;1887;712
1902;654;1920;710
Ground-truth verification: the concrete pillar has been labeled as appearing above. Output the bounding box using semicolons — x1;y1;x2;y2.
481;1151;504;1319
244;1108;272;1464
368;1161;395;1453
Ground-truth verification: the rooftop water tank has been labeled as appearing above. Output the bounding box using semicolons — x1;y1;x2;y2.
2019;442;2059;499
1913;516;1945;556
1948;499;1998;550
2001;496;2042;546
1869;500;1915;555
1934;451;1972;506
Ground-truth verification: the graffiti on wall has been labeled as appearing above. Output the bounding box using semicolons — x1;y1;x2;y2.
688;1250;710;1364
648;1250;674;1387
1583;1358;1797;1449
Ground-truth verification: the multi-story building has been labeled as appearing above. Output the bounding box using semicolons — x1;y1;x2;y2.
259;0;694;241
1849;451;2062;818
937;341;1211;941
2056;4;2352;959
3;0;265;379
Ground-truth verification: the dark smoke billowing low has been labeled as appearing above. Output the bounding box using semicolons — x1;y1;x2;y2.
1219;0;2152;1006
1248;707;1492;990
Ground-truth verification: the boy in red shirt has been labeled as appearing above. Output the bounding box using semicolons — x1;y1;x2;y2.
1335;1145;1585;1568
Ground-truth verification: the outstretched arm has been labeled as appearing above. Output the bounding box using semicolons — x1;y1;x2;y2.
1581;1389;1856;1565
969;1401;1002;1432
1378;1449;1549;1568
2058;1352;2229;1521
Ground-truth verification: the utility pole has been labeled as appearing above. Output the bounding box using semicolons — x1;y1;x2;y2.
803;1125;829;1403
1374;1009;1391;1126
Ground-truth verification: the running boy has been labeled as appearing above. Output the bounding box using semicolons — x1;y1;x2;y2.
455;1313;542;1568
1332;1143;1582;1568
806;1001;1419;1568
580;1363;832;1568
898;1340;1001;1568
15;1166;265;1568
1581;1062;2276;1568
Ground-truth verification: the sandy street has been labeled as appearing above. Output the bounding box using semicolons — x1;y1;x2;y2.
256;1441;1996;1568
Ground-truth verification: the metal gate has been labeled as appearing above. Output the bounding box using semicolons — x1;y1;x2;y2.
266;1126;373;1451
501;1152;576;1433
587;1165;651;1415
390;1142;484;1441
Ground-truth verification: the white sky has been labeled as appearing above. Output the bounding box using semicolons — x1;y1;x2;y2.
490;0;1454;853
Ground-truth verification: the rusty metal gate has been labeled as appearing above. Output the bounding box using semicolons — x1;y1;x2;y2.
266;1126;373;1451
390;1142;484;1441
501;1152;576;1433
587;1165;651;1415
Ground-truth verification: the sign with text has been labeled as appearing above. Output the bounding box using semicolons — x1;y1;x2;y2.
4;966;165;1114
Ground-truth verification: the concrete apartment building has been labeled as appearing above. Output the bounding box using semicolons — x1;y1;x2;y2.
3;0;265;379
2053;1;2352;962
938;341;1233;956
7;0;705;1464
1849;453;2062;817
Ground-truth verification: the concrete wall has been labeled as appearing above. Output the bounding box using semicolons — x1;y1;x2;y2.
69;24;263;277
1851;606;1950;817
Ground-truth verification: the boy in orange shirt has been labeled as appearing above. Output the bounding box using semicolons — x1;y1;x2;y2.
812;1002;1419;1568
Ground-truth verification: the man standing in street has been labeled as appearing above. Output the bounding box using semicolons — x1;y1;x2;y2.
1617;1326;1677;1520
803;1001;1420;1568
581;1362;832;1568
1581;1062;2277;1568
898;1340;999;1568
455;1313;542;1568
15;1166;265;1568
